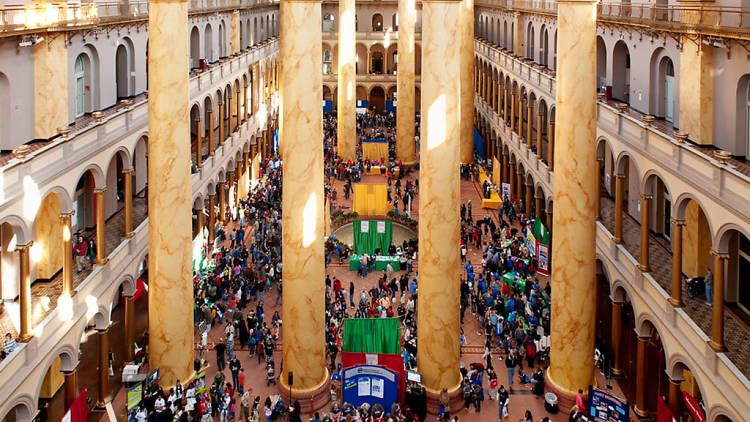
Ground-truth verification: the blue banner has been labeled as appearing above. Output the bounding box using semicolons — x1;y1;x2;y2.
274;127;279;154
323;100;333;113
385;100;396;113
473;127;486;159
342;365;399;411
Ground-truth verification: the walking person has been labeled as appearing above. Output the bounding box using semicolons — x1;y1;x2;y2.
497;385;509;420
505;350;516;390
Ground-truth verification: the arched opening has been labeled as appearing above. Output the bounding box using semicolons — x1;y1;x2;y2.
540;26;549;66
386;85;397;102
356;85;367;103
204;23;214;63
612;40;631;103
323;13;335;32
415;43;421;75
503;20;508;49
265;15;270;39
322;44;332;75
356;43;368;74
74;53;93;117
386;44;397;75
115;39;135;99
203;96;213;157
392;12;398;30
372;13;383;31
253;17;258;45
323;86;332;102
35;351;77;422
526;23;535;60
656;56;675;122
596;36;607;92
415;86;421;112
32;193;64;284
239;20;245;50
644;173;671;242
190;26;200;69
369;86;386;113
190;104;201;171
218;21;227;58
370;44;385;74
132;136;148;198
3;402;33;422
736;74;750;160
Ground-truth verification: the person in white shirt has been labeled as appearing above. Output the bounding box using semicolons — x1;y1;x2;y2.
135;404;148;422
154;395;166;413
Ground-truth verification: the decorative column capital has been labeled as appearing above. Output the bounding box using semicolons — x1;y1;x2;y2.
711;249;730;260
15;241;33;252
669;217;685;227
615;173;626;180
59;211;75;224
122;167;134;175
94;187;107;194
640;193;653;201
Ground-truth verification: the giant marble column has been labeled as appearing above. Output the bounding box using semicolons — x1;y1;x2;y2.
547;0;598;408
418;0;462;408
459;0;474;162
147;0;195;387
337;0;357;162
278;0;329;411
396;0;417;164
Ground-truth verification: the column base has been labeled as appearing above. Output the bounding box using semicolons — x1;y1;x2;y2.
424;382;463;415
637;264;650;272
94;401;108;411
611;367;623;376
124;232;135;239
708;339;725;352
613;237;622;244
19;333;34;343
544;374;579;413
633;405;650;419
667;297;683;308
278;370;331;415
95;258;109;266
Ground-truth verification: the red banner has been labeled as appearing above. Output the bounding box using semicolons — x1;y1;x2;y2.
682;391;705;422
341;352;405;405
60;389;87;422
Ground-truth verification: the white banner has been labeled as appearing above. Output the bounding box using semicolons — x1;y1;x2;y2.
360;221;369;233
377;221;386;233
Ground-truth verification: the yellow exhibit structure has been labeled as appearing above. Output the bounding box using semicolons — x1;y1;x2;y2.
352;183;389;216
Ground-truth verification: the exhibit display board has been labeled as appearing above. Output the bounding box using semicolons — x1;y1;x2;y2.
352;184;389;216
353;220;393;254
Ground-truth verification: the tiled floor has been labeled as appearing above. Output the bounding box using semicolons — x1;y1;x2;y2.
0;196;148;344
599;196;750;379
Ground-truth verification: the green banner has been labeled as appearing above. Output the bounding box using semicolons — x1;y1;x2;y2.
353;220;393;255
342;318;401;354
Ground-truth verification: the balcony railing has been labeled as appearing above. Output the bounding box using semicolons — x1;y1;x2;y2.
476;0;750;37
0;0;278;35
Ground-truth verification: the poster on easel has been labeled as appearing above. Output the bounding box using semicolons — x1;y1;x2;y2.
501;183;511;201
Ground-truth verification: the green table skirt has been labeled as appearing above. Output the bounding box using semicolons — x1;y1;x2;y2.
349;255;401;271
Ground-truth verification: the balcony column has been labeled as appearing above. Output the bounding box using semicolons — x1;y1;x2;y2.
503;86;509;125
546;0;598;409
634;333;650;418
668;375;683;418
63;365;79;409
708;250;728;352
124;294;135;362
60;212;74;296
236;85;242;132
147;0;195;388
94;188;107;265
525;181;532;216
595;158;603;220
510;90;516;132
219;182;227;223
638;193;652;272
218;98;224;147
227;170;235;215
96;327;110;408
419;0;463;410
208;193;216;245
460;0;475;163
278;0;330;411
516;167;523;203
509;162;516;201
518;96;524;142
613;174;624;244
668;218;685;307
397;0;416;164
207;109;215;156
547;118;555;171
196;117;203;168
18;243;33;342
535;194;543;218
536;108;543;155
123;168;134;238
526;101;533;144
501;152;508;187
497;81;503;115
243;81;249;123
336;0;356;161
610;299;623;375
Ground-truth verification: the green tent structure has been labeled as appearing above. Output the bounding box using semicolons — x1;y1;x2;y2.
532;218;549;245
353;220;393;255
342;318;401;354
